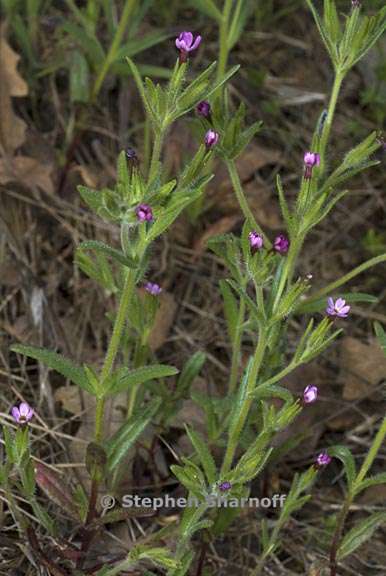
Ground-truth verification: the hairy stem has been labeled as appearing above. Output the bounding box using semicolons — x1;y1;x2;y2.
91;0;138;101
221;330;267;474
217;0;233;85
229;299;245;394
95;268;136;442
148;130;164;182
301;253;386;307
226;158;268;242
329;496;352;576
319;71;344;173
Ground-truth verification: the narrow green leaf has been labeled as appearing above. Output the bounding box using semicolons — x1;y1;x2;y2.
106;399;161;471
329;445;356;489
185;426;217;485
106;365;179;395
337;512;386;560
374;322;386;357
11;344;95;394
77;240;137;268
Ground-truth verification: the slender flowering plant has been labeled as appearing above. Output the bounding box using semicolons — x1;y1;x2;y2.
3;2;386;576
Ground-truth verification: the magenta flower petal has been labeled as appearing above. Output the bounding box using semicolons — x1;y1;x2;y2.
316;452;331;467
303;385;318;404
11;401;33;424
190;34;202;51
11;406;20;422
204;130;219;149
249;231;264;252
144;282;162;296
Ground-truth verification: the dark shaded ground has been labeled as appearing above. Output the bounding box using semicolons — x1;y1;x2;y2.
0;1;385;574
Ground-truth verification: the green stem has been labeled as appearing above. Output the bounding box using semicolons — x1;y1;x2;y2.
91;0;138;101
302;253;386;306
127;341;148;417
329;496;352;576
148;130;164;182
229;299;245;394
95;268;136;442
319;71;344;173
226;159;268;244
221;330;267;475
354;416;386;488
272;234;304;313
217;0;233;86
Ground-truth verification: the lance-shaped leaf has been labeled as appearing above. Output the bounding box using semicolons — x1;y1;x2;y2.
329;445;356;490
77;240;137;269
374;321;386;357
11;344;95;394
176;351;206;396
185;426;217;486
105;398;161;471
106;364;179;396
337;512;386;560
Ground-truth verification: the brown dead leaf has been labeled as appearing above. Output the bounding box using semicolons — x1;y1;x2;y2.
0;156;53;194
192;215;240;258
340;337;386;400
148;291;177;351
0;26;28;154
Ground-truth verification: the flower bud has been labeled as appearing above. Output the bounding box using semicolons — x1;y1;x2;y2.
248;231;264;252
273;234;289;254
204;129;219;149
303;385;318;404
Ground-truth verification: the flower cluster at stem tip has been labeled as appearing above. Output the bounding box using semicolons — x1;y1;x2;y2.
136;203;153;222
316;452;332;467
175;31;201;63
11;402;34;424
144;282;162;296
326;297;350;318
303;151;320;180
205;129;219;149
197;100;211;118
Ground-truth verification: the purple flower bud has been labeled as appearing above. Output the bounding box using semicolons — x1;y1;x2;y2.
175;31;202;63
144;282;162;296
274;234;289;254
204;129;219;149
136;203;153;222
218;481;232;492
303;385;318;404
326;297;350;318
11;402;34;424
316;452;332;467
196;100;211;118
249;231;264;252
303;151;320;179
351;0;360;8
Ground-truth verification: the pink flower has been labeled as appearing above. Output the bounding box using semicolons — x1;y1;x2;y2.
316;452;331;467
218;481;232;492
204;129;219;149
249;231;264;252
11;402;34;424
274;234;289;254
196;100;211;118
144;282;162;296
175;31;202;62
136;204;153;222
326;297;350;318
303;385;318;404
303;151;320;179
